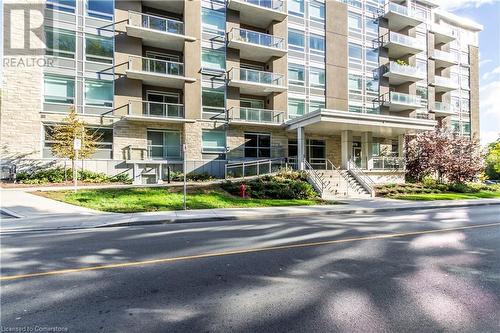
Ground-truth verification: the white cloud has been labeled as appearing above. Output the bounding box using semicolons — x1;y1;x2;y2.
479;59;493;68
479;79;500;145
439;0;496;11
481;65;500;81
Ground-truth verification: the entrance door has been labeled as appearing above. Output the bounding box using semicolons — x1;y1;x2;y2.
353;146;362;168
307;139;326;169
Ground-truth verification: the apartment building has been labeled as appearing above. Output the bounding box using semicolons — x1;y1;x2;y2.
1;0;482;185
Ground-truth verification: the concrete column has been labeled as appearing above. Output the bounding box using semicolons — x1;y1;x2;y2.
341;130;353;169
297;127;306;170
362;132;373;170
398;134;405;158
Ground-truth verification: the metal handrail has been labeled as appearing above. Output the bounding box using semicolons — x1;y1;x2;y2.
372;157;405;171
225;158;286;179
129;11;184;35
347;159;375;197
128;55;184;76
228;67;284;86
228;27;285;49
304;160;327;195
227;107;284;124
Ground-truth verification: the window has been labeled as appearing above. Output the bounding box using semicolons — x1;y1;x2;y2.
372;142;381;156
365;18;378;35
288;98;306;118
365;48;378;65
348;105;363;113
288;29;305;51
43;125;112;158
367;106;380;114
309;34;325;55
288;0;304;17
462;122;471;134
450;120;460;133
85;34;113;63
348;12;362;33
309;1;325;22
202;48;225;71
202;130;226;153
288;64;305;86
86;0;113;20
202;87;225;113
84;80;113;107
147;130;181;159
45;27;76;58
244;133;271;158
461;75;470;89
47;0;76;13
348;43;362;65
309;101;325;112
452;97;460;111
310;68;325;88
416;86;428;106
348;74;362;93
461;98;470;112
202;8;225;35
44;75;75;104
365;78;378;94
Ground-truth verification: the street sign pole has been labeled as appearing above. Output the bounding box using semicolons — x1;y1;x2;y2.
183;144;187;210
73;138;81;193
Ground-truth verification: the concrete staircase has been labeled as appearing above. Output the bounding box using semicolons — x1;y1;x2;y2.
316;169;372;199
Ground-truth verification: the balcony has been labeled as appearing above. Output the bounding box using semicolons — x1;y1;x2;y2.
228;107;284;126
383;61;426;84
431;49;458;68
124;100;194;123
430;24;457;44
226;0;287;28
381;2;424;31
372;157;405;170
227;28;287;62
431;75;459;93
227;67;286;96
431;101;455;117
126;12;195;51
126;56;196;88
382;32;425;58
381;91;422;112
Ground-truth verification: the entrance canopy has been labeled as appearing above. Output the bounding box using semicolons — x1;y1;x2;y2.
286;109;437;136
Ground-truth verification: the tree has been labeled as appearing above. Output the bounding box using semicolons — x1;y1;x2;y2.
485;138;500;180
405;127;483;183
49;108;100;175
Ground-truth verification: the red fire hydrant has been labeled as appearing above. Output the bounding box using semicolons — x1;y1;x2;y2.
240;183;247;198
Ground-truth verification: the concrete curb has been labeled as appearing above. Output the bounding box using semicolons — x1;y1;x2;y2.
2;200;500;234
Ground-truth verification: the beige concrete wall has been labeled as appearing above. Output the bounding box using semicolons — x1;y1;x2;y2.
268;18;288;113
183;121;227;161
325;1;348;111
183;0;202;120
1;0;44;160
469;45;480;140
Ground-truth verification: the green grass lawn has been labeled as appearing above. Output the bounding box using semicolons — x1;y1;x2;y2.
390;191;500;201
37;187;329;213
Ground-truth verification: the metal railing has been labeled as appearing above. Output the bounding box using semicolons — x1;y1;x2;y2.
228;67;285;86
225;158;287;179
385;61;425;78
128;100;184;119
129;55;184;76
238;0;285;11
304;160;327;196
433;49;458;63
433;101;453;113
384;91;422;106
227;107;284;124
228;27;285;50
129;11;184;35
382;31;425;50
372;157;405;170
347;159;375;197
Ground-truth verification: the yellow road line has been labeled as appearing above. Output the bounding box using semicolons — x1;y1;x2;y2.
2;222;500;281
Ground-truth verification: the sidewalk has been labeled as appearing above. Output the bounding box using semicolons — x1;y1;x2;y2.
1;189;500;233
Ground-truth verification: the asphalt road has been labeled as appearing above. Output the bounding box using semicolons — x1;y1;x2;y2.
1;206;500;332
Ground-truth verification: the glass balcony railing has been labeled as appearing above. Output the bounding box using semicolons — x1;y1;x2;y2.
434;75;458;88
385;31;426;49
433;101;453;113
372;156;405;170
128;100;184;119
385;2;409;16
389;92;421;106
228;107;284;124
228;28;285;50
387;61;425;78
433;49;458;63
241;0;285;11
129;56;184;76
129;11;184;35
229;67;285;86
430;24;457;39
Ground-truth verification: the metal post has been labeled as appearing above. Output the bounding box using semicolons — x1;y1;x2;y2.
183;144;187;210
73;150;78;193
167;166;171;184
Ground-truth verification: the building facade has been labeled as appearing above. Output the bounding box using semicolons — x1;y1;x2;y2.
1;0;482;184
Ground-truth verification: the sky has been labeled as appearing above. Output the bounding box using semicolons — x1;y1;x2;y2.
441;0;500;145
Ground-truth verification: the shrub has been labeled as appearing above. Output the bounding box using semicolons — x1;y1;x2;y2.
170;172;214;182
16;167;130;184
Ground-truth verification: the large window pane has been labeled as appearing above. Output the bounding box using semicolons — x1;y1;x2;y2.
202;87;225;108
288;98;306;118
309;1;325;21
85;34;113;63
202;48;225;71
348;12;362;32
288;64;305;86
310;68;325;88
288;29;305;51
45;27;76;58
288;0;304;17
202;8;225;35
147;130;181;159
202;130;226;153
244;133;271;158
44;75;75;104
86;0;113;20
348;74;362;92
47;0;76;13
309;34;325;55
349;43;362;60
85;80;113;107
